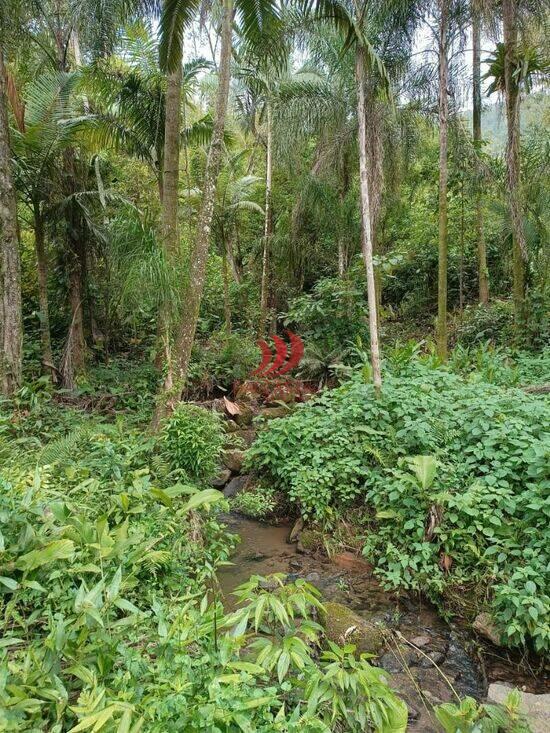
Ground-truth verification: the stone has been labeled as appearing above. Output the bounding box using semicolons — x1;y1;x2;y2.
210;469;231;488
234;429;256;447
235;405;254;427
322;602;385;656
224;475;249;498
289;558;302;570
333;551;373;574
379;647;418;673
305;572;321;583
223;449;246;474
473;612;501;646
421;690;443;706
410;635;431;648
288;518;304;543
258;406;289;420
488;684;550;733
418;650;445;668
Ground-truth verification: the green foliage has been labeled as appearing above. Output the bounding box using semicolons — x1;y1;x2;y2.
249;358;550;651
188;331;260;398
232;486;279;519
456;302;515;347
160;404;225;479
435;692;531;733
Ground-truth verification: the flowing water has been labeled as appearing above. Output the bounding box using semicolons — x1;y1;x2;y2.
218;514;546;732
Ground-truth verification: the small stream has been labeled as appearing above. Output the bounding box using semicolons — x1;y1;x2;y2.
218;514;544;732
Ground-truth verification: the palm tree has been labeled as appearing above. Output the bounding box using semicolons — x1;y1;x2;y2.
0;49;23;395
152;0;281;426
436;0;450;361
471;0;489;304
302;0;418;392
11;71;81;381
484;34;548;326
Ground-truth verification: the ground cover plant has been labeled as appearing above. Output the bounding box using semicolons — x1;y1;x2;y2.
248;354;550;653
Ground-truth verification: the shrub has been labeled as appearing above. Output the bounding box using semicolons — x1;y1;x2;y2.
160;404;225;479
455;300;515;347
232;486;278;519
248;360;550;652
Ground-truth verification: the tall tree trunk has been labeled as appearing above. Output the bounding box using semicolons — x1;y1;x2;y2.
60;149;86;388
222;247;232;333
0;51;22;395
152;0;234;428
33;200;55;381
259;101;273;336
337;150;350;277
356;47;382;393
472;4;489;304
436;0;449;361
502;0;526;325
156;65;183;384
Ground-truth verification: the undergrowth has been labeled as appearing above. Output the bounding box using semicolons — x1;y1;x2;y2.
248;355;550;653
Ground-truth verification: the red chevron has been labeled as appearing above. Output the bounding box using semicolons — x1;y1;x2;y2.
264;335;288;375
250;331;305;378
251;339;273;376
277;331;304;374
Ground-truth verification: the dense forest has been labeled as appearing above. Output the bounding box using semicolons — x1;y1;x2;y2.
0;1;549;731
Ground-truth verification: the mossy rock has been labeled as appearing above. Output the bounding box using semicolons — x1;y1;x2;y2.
298;528;321;550
321;602;386;656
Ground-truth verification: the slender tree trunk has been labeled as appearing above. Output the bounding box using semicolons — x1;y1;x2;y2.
152;0;234;428
222;247;232;333
356;47;382;393
33;201;55;381
259;101;273;336
436;0;449;361
60;149;86;388
156;65;183;384
337;152;350;277
472;4;489;304
502;0;526;325
0;51;22;395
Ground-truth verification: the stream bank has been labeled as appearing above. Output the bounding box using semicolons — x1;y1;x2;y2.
218;514;548;732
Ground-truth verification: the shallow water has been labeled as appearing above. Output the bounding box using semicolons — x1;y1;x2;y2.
218;514;548;730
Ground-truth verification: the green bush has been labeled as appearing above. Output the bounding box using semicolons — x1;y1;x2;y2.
188;331;260;398
160;403;225;479
455;301;515;347
232;486;278;519
248;359;550;652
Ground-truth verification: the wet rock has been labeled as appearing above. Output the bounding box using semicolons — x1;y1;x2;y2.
488;684;550;733
289;558;302;570
223;449;246;473
473;612;501;646
322;602;385;655
305;572;321;583
333;551;373;573
259;406;289;420
210;469;231;488
379;647;419;673
288;518;304;543
410;635;431;648
444;633;484;699
224;475;249;498
418;650;445;668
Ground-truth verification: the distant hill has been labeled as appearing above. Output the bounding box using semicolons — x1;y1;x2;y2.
462;92;550;154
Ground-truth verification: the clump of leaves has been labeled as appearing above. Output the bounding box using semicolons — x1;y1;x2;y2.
248;359;550;652
160;403;225;478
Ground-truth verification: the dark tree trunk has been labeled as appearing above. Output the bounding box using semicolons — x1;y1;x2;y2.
156;65;183;382
33;200;56;381
0;51;22;395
